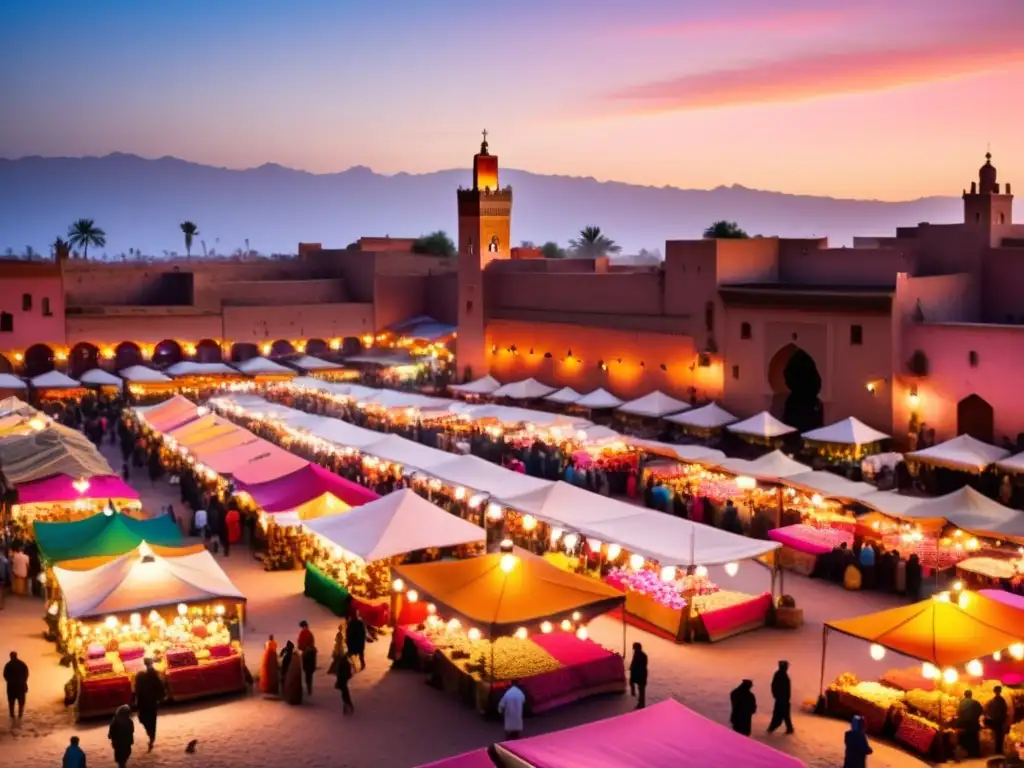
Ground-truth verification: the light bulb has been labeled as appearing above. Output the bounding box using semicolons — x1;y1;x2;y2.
993;650;1002;661
541;621;553;634
177;603;188;616
522;514;537;531
406;590;419;603
575;626;589;641
660;565;675;582
500;554;517;573
695;565;708;578
869;644;885;661
607;544;621;560
467;628;481;641
587;539;603;553
148;610;160;624
1009;643;1024;661
571;611;581;621
446;618;461;633
563;533;579;549
966;659;983;677
486;503;503;521
454;487;466;500
561;619;572;631
550;527;564;543
129;613;142;629
630;554;645;570
514;627;528;640
952;580;964;592
392;578;405;593
724;562;739;577
105;616;118;630
922;663;939;680
958;592;970;609
942;667;958;684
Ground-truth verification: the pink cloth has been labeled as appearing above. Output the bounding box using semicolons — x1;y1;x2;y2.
415;750;495;768
698;592;772;640
499;699;804;768
395;627;437;657
237;463;379;512
16;474;140;504
768;525;852;556
979;589;1024;610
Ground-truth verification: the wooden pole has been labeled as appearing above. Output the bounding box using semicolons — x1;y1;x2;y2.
818;626;829;694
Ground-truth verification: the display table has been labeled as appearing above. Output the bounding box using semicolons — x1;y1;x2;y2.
165;654;247;702
958;558;1021;584
304;562;351;617
769;525;852;576
76;674;133;720
690;591;773;642
620;588;690;641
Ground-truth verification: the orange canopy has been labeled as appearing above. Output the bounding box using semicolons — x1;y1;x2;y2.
826;591;1024;667
187;427;259;458
54;542;207;571
168;414;241;447
393;550;624;638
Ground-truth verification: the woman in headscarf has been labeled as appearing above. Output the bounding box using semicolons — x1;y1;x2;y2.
843;715;873;768
283;647;304;705
259;634;279;695
108;704;135;768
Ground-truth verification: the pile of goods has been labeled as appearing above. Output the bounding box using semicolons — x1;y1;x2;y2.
605;567;717;611
689;590;757;617
421;624;561;681
304;542;391;600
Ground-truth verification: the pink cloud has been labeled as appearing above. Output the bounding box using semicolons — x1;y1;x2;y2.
608;38;1024;113
635;7;858;37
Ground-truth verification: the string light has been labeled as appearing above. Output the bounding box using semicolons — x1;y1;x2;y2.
467;627;481;641
869;644;886;661
541;621;553;634
392;579;405;593
406;590;419;603
724;562;739;577
514;627;528;640
942;667;958;684
575;627;589;641
966;659;983;677
560;619;572;631
606;544;621;560
659;565;675;582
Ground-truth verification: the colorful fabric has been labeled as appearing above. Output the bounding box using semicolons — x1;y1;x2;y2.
34;511;182;563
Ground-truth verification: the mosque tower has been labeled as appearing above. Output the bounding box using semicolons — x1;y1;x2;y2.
963;151;1013;228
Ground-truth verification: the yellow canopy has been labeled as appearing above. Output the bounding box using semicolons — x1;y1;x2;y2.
168;414;241;447
392;550;624;638
826;591;1024;667
54;542;207;571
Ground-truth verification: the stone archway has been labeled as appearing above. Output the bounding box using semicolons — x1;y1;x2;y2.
0;353;13;375
957;394;994;443
270;340;295;357
230;343;260;363
115;342;143;370
196;339;223;363
306;338;329;357
70;342;100;377
24;344;56;377
152;339;183;367
767;343;823;433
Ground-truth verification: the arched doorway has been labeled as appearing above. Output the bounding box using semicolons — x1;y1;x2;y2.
0;353;13;375
306;338;329;357
152;339;183;367
767;343;823;433
70;342;100;377
115;342;143;370
270;340;295;357
24;344;55;377
342;337;362;356
230;343;260;363
196;339;222;363
957;394;994;443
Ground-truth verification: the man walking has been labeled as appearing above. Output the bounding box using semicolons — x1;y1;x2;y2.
134;658;164;751
629;642;648;709
4;650;28;717
767;660;794;734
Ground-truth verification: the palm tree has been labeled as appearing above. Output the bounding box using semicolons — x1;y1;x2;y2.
67;219;106;259
569;226;621;258
180;221;199;259
703;220;749;239
51;237;71;261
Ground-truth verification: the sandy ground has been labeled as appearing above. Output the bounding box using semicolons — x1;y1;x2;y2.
0;441;963;767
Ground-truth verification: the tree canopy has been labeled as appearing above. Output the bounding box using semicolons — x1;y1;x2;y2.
703;220;749;239
412;230;456;257
539;241;566;259
67;219;106;259
180;221;199;258
569;226;621;258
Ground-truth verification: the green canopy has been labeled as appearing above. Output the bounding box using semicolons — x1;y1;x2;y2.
33;511;183;564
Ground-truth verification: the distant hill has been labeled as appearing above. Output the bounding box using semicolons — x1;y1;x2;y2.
0;153;962;256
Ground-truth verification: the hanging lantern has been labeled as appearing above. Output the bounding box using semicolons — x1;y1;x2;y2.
514;627;528;640
467;627;481;641
575;626;589;641
921;663;939;680
563;533;579;549
550;528;564;544
105;616;119;630
572;611;581;621
129;613;142;629
587;538;602;553
486;503;503;521
540;621;553;634
724;562;739;577
446;618;461;632
500;554;517;573
392;579;405;593
454;487;466;500
659;565;676;582
942;668;958;684
1009;643;1024;661
406;590;419;603
522;515;537;531
427;603;437;615
606;544;621;560
993;650;1002;662
966;659;984;677
630;554;645;571
869;644;885;661
695;565;708;578
177;603;188;616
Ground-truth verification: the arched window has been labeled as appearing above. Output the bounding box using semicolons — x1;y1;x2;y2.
0;312;12;332
740;322;751;340
705;302;715;333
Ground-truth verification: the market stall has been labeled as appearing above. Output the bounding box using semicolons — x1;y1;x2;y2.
801;417;889;461
0;424;112;484
664;401;737;435
34;509;183;565
53;545;247;720
573;388;624;411
490;699;806;768
137;395;200;433
958;557;1024;589
616;391;689;419
898;486;1024;543
491;378;556;400
291;355;345;373
30;371;87;400
820;586;1024;760
233;356;297;382
78;368;124;392
449;375;502;397
907;434;1009;473
390;547;626;714
303;488;484;622
726;411;797;444
0;373;28;400
544;387;582;406
13;474;141;527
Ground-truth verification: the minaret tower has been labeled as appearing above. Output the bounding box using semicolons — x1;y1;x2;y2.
963;151;1013;228
455;131;513;381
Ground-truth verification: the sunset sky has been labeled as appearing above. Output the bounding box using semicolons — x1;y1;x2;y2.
2;0;1022;200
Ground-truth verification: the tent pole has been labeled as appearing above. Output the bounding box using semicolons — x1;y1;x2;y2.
818;626;828;694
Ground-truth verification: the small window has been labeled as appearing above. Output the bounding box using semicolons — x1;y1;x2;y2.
21;293;31;311
0;312;12;332
465;300;473;314
740;322;751;340
42;297;52;316
732;364;740;380
850;324;863;346
704;302;715;333
968;350;979;367
1000;213;1006;225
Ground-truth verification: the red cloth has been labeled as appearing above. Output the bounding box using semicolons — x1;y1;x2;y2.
351;597;390;628
225;509;241;544
297;627;314;652
698;592;771;641
78;675;132;717
626;474;637;498
690;497;704;524
165;655;245;700
397;600;428;626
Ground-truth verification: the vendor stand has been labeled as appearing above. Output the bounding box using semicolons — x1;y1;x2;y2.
491;378;556;400
30;371;88;404
0;373;28;401
78;368;124;394
390;546;626;715
801;417;889;466
0;423;112;485
449;375;502;398
53;545;246;720
233;355;297;383
13;474;141;530
664;400;737;441
819;585;1024;761
119;365;176;403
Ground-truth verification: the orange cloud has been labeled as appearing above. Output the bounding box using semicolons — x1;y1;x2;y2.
635;7;857;37
609;39;1024;113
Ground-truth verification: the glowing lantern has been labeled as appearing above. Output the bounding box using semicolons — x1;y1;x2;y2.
587;539;602;553
454;487;466;500
148;610;160;624
942;667;958;684
72;477;90;494
467;628;481;641
177;603;188;616
486;503;503;521
522;515;537;531
138;541;153;558
514;627;528;640
869;644;885;661
811;494;823;506
129;613;142;629
446;618;461;632
958;592;970;609
695;565;709;578
966;538;980;551
550;528;564;544
607;544;621;560
922;663;939;680
560;620;572;631
427;603;437;615
993;651;1002;661
541;621;553;634
1009;643;1024;661
563;533;579;549
28;418;45;431
392;579;405;593
724;562;739;577
659;566;676;582
966;659;984;677
952;580;964;592
571;611;581;621
735;476;756;491
630;554;645;571
576;627;589;641
105;616;118;630
406;590;419;603
500;554;517;573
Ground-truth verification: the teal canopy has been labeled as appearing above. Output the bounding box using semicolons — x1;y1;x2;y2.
33;511;183;564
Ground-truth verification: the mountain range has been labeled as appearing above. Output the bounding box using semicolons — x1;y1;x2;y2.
0;153;963;256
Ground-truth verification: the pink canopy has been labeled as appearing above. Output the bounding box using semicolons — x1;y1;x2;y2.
226;449;308;486
415;750;494;768
143;396;199;433
200;439;285;475
236;463;378;512
496;699;804;768
979;589;1024;611
16;474;140;504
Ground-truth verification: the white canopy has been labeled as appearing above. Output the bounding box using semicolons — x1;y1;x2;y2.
165;361;238;377
630;438;726;464
427;454;553;498
784;471;876;500
304;489;484;562
305;417;392;450
996;452;1024;475
365;390;453;411
364;433;453;471
855;490;931;518
0;373;27;390
907;434;1009;472
78;368;123;387
617;390;689;418
492;378;556;400
462;404;590;429
54;548;245;619
118;365;172;383
234;356;296;376
898;486;1024;539
576;425;623;446
545;387;583;405
0;396;36;415
727;411;796;438
292;355;343;371
449;375;502;395
717;450;810;482
802;417;889;445
665;402;736;430
499;481;644;530
30;370;81;389
575;388;624;410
